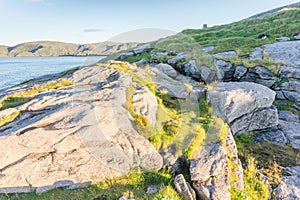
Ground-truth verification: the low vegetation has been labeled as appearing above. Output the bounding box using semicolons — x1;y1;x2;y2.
0;111;21;127
236;131;300;190
0;78;72;111
1;170;182;200
121;52;151;63
274;99;300;116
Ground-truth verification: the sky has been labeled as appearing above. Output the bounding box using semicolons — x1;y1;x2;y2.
0;0;299;46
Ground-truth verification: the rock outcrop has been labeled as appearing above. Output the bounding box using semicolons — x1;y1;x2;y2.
132;86;158;126
264;41;300;67
190;128;244;200
0;66;163;194
208;82;278;135
274;166;300;200
174;174;196;200
275;66;300;102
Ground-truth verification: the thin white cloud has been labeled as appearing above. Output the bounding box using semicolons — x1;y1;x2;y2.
83;29;105;33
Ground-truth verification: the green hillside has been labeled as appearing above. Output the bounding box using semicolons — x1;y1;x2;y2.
182;9;300;56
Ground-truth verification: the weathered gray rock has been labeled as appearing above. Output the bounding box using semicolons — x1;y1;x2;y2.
150;51;175;63
254;127;287;145
250;47;263;60
208;82;276;123
183;60;201;80
208;82;277;135
151;51;169;57
201;66;217;84
276;37;290;42
0;187;34;194
190;144;227;182
154;63;178;79
264;41;300;67
134;59;147;68
282;91;300;102
279;120;300;149
233;65;248;80
190;86;206;103
146;185;165;194
191;129;244;200
119;52;134;60
211;51;237;59
202;46;216;53
0;65;163;193
214;59;235;81
174;174;196;200
162;152;177;167
36;180;74;194
245;66;275;88
133;44;152;55
278;110;299;122
274;166;300;200
230;106;278;135
277;81;300;92
294;33;300;40
167;51;190;66
191;143;230;200
226;130;244;190
151;66;188;99
280;66;300;80
276;91;286;100
132;86;158;126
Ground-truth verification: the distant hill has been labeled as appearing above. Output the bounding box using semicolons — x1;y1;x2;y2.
248;2;300;19
0;41;138;57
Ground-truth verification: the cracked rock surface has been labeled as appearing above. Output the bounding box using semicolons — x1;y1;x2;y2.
208;82;278;135
0;65;162;193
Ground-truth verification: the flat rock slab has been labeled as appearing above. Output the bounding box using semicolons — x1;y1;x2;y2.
0;65;162;193
264;41;300;67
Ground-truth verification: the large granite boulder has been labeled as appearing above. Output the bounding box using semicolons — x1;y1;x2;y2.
274;166;300;200
264;41;300;67
0;65;163;194
207;82;278;135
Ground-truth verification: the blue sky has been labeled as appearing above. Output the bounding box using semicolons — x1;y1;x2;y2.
0;0;299;45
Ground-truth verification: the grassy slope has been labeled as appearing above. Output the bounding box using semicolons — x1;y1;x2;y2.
182;9;300;56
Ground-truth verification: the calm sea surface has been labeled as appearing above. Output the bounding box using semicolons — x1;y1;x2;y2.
0;56;105;90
